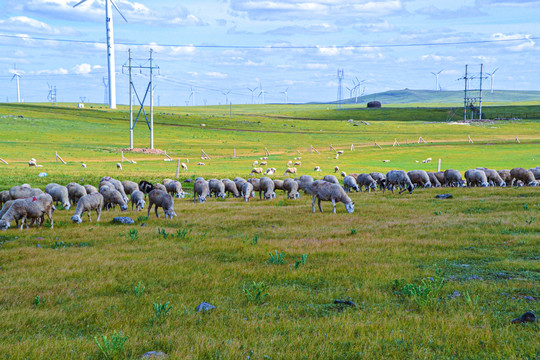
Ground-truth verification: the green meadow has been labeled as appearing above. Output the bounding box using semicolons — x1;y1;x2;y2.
0;103;538;359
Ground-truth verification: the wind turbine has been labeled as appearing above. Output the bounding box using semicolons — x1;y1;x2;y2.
486;68;498;94
73;0;127;109
280;88;288;104
431;70;443;91
247;87;258;104
189;87;196;106
221;90;230;105
10;65;21;103
258;83;265;105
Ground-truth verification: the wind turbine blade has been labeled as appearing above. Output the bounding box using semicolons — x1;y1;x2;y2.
493;68;498;74
110;0;128;22
11;74;15;81
73;0;89;7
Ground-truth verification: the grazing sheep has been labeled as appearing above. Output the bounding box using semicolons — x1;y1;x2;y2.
259;177;276;200
250;167;264;175
323;175;339;185
427;172;441;187
194;179;210;203
497;170;511;185
260;161;267;166
241;182;254;202
45;183;71;210
294;161;301;166
529;168;540;180
0;200;15;225
307;180;355;214
0;190;10;208
99;186;128;211
28;159;37;167
66;183;87;204
464;169;490;187
0;194;54;230
386;170;414;195
122;180;139;195
340;171;346;177
348;173;359;180
434;171;446;186
71;193;104;223
295;157;301;160
334;166;339;173
162;179;173;186
296;175;314;193
165;180;185;198
407;170;432;188
147;189;176;218
84;184;98;194
233;177;247;193
222;179;241;198
369;172;386;191
343;175;360;193
100;177;128;202
480;168;506;187
444;169;465;187
273;180;284;192
9;185;43;200
356;173;377;192
117;163;122;170
130;190;146;211
248;178;261;192
284;167;297;176
265;168;276;176
154;183;167;192
197;162;205;166
252;160;259;167
81;163;87;168
181;163;188;171
287;161;293;167
510;168;538;187
314;166;321;172
209;179;226;199
283;178;300;199
138;180;155;195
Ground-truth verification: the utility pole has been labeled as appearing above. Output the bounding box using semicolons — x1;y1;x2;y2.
479;63;483;121
463;65;468;122
128;49;133;149
150;48;154;149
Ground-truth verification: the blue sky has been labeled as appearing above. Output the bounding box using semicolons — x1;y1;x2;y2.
0;0;538;105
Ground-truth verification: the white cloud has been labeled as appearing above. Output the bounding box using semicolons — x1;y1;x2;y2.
0;16;75;35
421;54;456;61
33;67;69;75
205;71;228;79
492;33;535;51
306;63;328;70
72;63;101;74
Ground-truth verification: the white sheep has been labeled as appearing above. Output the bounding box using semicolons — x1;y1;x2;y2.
117;163;122;170
386;170;414;194
444;169;465;187
252;160;259;167
334;166;339;173
209;179;226;199
130;190;146;211
314;166;321;172
100;177;128;203
81;163;87;168
356;174;377;192
464;169;489;187
122;180;139;195
340;171;346;177
222;179;241;198
248;178;261;192
0;194;54;230
260;161;267;166
284;167;297;176
307;180;355;214
99;186;128;211
84;184;98;194
181;163;188;171
323;175;339;184
259;177;276;200
343;175;359;192
250;167;263;175
165;180;185;198
407;170;432;188
233;177;247;193
510;168;537;187
9;185;43;200
0;190;11;208
273;180;284;192
294;161;301;166
283;178;300;199
147;189;176;218
265;168;276;176
241;182;254;202
427;172;441;187
479;168;506;187
45;183;71;210
197;162;205;166
287;161;293;167
67;182;87;205
71;193;104;223
296;175;314;194
194;179;210;203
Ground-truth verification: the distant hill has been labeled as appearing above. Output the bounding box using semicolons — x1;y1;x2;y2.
335;89;540;105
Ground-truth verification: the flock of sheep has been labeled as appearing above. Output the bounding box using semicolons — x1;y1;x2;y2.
0;165;538;230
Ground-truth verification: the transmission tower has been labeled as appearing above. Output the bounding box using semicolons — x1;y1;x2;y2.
337;69;344;109
47;84;57;105
460;64;486;121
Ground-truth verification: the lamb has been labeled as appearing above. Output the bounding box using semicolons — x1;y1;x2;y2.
480;168;506;187
45;183;71;210
100;177;128;202
84;184;98;194
287;161;293;167
138;180;155;195
0;194;54;230
284;167;297;176
407;170;432;188
165;180;185;198
314;166;321;172
252;160;259;167
1;190;11;207
147;189;176;218
260;161;267;166
427;172;441;187
241;182;254;202
222;179;241;198
154;183;167;192
265;168;276;175
283;178;300;199
444;169;465;187
294;161;301;166
67;182;87;204
209;179;226;199
259;177;276;200
356;173;377;192
117;163;122;170
197;162;205;166
464;169;489;187
273;180;284;191
386;170;414;194
434;172;446;186
194;179;210;203
529;168;540;180
334;166;339;173
9;185;43;200
296;175;314;194
71;193;104;223
233;177;247;193
250;167;263;175
122;180;139;195
248;178;261;192
307;180;355;214
181;163;188;171
343;175;360;193
369;172;386;191
99;186;128;211
510;168;538;187
340;171;346;178
323;175;339;185
130;190;146;211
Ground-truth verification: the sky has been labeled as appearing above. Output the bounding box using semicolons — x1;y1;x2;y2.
0;0;538;105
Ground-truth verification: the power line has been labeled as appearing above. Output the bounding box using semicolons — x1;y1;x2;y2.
0;33;537;50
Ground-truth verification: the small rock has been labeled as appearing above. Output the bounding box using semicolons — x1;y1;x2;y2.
36;244;41;248
522;296;537;302
141;351;168;359
18;115;24;118
38;172;48;177
333;299;357;307
140;223;147;227
449;290;462;299
112;217;135;225
511;311;536;324
467;275;483;281
195;302;216;312
435;194;453;199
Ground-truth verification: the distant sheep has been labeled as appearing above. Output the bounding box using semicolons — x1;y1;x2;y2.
287;161;293;167
71;193;104;223
340;171;346;177
294;161;301;166
147;189;176;218
250;167;263;175
323;175;339;185
307;180;355;214
260;161;267;166
117;163;122;170
314;166;321;172
252;160;259;167
197;162;205;166
284;167;297;176
265;168;276;176
334;166;339;173
181;163;188;170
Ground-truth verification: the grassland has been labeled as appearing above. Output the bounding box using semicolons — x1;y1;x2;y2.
0;103;538;359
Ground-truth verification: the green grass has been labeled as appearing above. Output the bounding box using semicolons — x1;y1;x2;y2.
0;103;538;359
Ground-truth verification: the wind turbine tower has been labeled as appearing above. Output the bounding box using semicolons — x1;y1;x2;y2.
431;70;443;91
486;68;498;94
258;83;265;105
74;0;127;109
247;87;258;104
10;65;22;103
221;90;231;105
336;69;344;109
280;88;288;104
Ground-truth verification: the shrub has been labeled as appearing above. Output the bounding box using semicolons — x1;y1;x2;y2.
94;332;128;360
243;281;269;304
